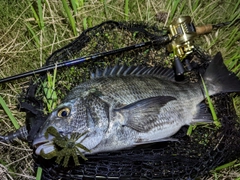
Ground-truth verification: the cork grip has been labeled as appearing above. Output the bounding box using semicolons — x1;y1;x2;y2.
195;24;213;35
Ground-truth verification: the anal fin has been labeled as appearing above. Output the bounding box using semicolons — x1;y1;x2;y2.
192;102;213;124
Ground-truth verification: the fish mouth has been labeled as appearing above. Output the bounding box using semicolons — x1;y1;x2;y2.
32;132;90;156
32;134;55;155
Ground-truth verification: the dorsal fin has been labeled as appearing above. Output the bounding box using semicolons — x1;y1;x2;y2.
90;65;175;81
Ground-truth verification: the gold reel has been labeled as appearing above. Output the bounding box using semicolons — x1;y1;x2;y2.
167;16;196;59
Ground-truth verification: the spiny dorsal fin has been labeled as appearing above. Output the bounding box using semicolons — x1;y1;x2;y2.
90;65;175;81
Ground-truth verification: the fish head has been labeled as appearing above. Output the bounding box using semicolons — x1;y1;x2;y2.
33;97;107;159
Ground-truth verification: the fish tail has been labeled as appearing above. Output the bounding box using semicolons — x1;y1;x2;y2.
203;52;240;95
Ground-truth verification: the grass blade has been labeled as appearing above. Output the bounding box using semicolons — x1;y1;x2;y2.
36;167;42;180
79;0;84;7
62;0;77;36
71;0;77;15
87;16;92;28
200;75;220;128
27;0;44;30
168;0;180;22
103;0;108;19
25;22;40;47
226;27;240;52
192;0;200;12
83;17;87;30
178;1;187;15
187;125;196;136
37;0;44;29
0;96;20;129
212;160;237;172
124;0;129;21
52;63;57;93
27;0;40;27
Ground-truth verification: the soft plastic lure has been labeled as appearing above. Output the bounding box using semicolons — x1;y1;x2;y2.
40;126;90;167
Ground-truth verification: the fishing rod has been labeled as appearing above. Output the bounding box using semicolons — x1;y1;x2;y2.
0;17;239;83
0;36;170;83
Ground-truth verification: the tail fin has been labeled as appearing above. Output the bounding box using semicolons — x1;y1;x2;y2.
204;52;240;95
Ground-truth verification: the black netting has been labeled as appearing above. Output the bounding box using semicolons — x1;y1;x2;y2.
32;94;240;179
18;21;240;179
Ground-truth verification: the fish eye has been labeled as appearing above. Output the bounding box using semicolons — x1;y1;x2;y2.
57;107;71;118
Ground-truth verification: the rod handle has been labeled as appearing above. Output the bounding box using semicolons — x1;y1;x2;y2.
195;24;213;35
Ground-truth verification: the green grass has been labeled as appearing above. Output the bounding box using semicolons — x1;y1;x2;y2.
62;0;77;36
200;76;220;128
124;0;129;21
0;0;239;179
36;167;42;180
27;0;44;30
42;65;58;113
0;96;20;129
167;0;181;22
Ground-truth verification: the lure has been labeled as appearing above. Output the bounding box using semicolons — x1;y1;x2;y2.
40;126;90;167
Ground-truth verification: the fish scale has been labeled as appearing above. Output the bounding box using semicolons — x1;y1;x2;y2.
92;76;177;107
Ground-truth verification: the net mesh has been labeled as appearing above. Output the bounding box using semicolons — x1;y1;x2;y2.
18;21;240;179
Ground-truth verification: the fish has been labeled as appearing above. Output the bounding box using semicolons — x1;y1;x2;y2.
33;52;240;158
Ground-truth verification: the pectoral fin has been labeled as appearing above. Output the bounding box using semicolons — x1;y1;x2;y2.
114;96;176;132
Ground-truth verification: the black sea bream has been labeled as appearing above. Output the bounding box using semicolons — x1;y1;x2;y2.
33;52;240;156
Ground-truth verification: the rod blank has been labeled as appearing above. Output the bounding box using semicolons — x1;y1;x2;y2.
0;36;169;84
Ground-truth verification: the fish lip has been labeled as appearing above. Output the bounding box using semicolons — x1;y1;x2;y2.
32;131;90;155
32;135;54;150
